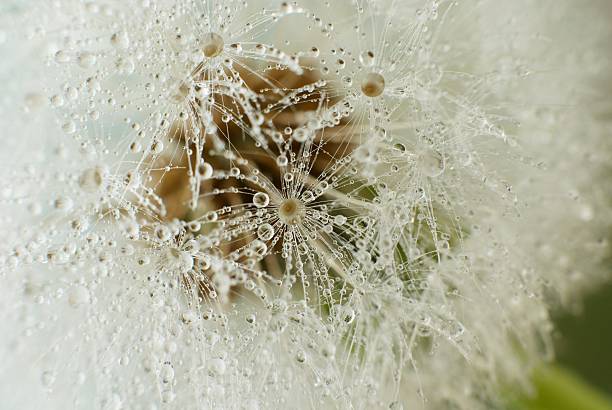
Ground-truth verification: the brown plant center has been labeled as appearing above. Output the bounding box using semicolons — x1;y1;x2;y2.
278;198;304;225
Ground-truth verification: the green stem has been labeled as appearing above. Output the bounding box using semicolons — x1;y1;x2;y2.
517;365;612;410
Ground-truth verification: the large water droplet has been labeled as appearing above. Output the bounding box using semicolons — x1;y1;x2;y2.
253;192;270;208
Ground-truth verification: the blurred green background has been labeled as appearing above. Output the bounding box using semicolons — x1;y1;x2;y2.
515;281;612;410
555;282;612;396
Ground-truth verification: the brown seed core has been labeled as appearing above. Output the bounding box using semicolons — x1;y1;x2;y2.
360;72;385;97
278;198;304;225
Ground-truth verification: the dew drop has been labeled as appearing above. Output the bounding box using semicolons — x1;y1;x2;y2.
151;141;164;154
78;52;96;68
160;363;175;384
54;50;70;63
334;214;347;226
78;168;104;192
198;162;213;179
419;149;445;177
41;371;56;388
359;50;375;67
276;155;288;167
202;32;224;58
253;192;270;208
62;121;76;134
292;128;311;143
361;72;385;97
110;31;130;49
257;223;275;241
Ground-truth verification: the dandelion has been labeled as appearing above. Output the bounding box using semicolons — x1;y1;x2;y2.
1;1;611;409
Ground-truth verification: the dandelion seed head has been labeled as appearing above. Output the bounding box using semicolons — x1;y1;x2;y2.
0;0;610;409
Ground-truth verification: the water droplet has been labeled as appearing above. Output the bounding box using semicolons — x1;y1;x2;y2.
359;50;375;67
253;192;270;208
41;370;56;388
419;149;445;177
292;128;311;143
78;52;96;68
155;225;172;241
201;32;224;58
276;155;288;167
151;141;164;154
79;167;105;192
160;363;175;384
334;215;347;226
257;223;275;241
198;162;213;179
361;72;385;97
62;121;76;134
54;50;70;63
110;31;130;49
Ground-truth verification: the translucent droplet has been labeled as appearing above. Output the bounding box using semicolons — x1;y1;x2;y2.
168;248;194;273
292;128;311;143
54;196;73;211
151;141;164;154
361;72;385;97
334;215;347;226
255;44;267;55
79;167;105;192
161;390;175;403
301;190;314;203
393;143;407;153
110;31;130;49
419;149;445;177
337;306;355;324
129;141;142;153
280;2;294;13
251;240;267;257
276;155;288;167
78;52;96;68
198;162;213;179
296;350;307;363
62;121;76;134
50;94;64;107
160;363;175;384
359;50;375;67
54;50;70;63
253;192;270;208
41;371;56;388
257;223;275;241
155;225;172;241
202;32;224;58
